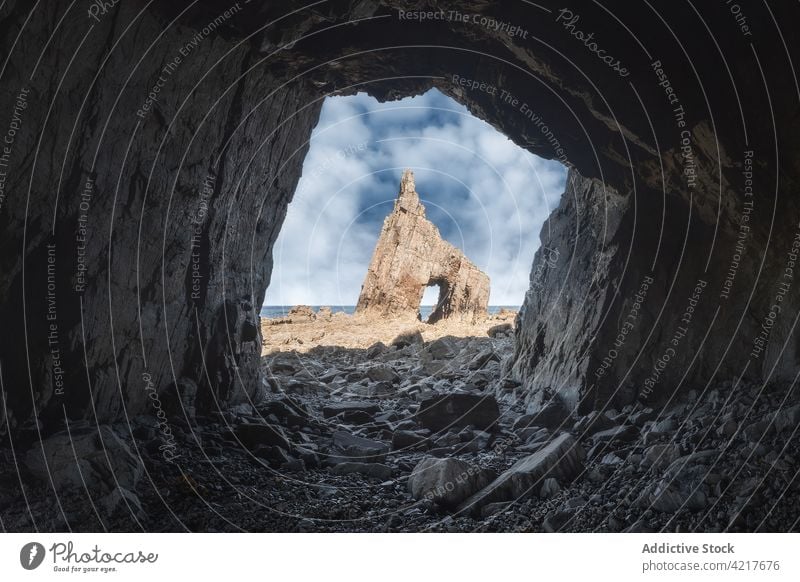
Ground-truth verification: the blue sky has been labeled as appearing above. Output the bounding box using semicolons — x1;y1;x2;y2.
264;89;567;306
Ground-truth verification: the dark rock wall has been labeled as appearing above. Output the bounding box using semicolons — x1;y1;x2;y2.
2;0;799;432
0;1;320;434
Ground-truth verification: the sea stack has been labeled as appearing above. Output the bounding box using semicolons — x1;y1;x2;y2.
355;170;490;323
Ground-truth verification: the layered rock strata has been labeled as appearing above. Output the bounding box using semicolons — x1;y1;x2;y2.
355;170;490;324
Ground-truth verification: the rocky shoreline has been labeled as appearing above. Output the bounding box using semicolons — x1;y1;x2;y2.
2;311;798;532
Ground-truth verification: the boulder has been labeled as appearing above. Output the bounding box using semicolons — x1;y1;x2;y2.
391;430;429;451
457;433;584;514
772;404;800;433
539;477;561;499
645;475;708;513
408;457;494;508
282;458;307;473
573;410;616;435
743;419;774;444
517;427;549;443
259;398;309;427
528;400;571;430
642;444;682;470
468;348;499;370
652;418;677;433
366;342;388;358
427;337;458;360
716;420;737;438
511;414;537;431
600;453;624;465
266;357;298;375
287;305;315;321
391;330;423;348
487;323;512;338
25;426;144;493
629;407;656;426
366;365;399;384
330;431;389;463
636;450;716;513
416;393;500;432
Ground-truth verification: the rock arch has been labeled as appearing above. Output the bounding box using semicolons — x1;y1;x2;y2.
355;170;490;324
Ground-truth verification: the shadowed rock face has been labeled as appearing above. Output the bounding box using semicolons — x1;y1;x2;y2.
1;0;799;434
355;170;490;324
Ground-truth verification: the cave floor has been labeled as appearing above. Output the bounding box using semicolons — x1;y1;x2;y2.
2;322;800;533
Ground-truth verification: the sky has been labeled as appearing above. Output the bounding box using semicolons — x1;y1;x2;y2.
264;89;567;307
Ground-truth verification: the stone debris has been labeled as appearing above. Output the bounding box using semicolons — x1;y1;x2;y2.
415;393;500;432
457;434;585;515
408;457;494;508
6;318;800;533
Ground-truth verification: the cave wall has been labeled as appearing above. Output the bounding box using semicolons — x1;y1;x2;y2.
0;0;321;434
2;0;800;434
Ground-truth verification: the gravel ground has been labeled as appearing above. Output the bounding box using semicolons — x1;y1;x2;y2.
2;320;799;532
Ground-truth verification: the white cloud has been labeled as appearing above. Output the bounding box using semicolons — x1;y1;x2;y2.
265;89;567;307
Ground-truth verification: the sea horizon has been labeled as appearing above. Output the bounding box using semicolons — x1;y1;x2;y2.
260;304;519;319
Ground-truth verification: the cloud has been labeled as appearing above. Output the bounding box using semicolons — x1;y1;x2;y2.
266;89;567;307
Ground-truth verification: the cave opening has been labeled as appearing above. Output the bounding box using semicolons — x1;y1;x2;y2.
3;0;798;535
262;89;567;342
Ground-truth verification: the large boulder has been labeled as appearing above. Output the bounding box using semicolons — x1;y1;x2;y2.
408;457;494;508
416;394;500;432
457;433;585;514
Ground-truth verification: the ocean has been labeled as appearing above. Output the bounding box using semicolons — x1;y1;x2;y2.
260;305;519;320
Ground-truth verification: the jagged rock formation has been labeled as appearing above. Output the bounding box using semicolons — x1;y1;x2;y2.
355;171;489;324
0;0;799;436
